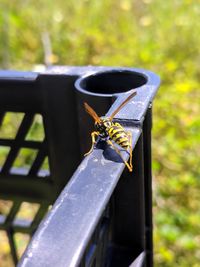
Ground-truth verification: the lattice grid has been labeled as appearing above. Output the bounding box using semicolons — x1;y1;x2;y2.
0;111;51;265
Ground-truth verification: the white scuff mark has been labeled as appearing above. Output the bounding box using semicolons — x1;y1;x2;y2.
100;158;106;166
130;100;138;104
78;163;87;172
25;251;33;260
68;193;78;200
77;156;90;172
135;101;145;106
91;167;98;177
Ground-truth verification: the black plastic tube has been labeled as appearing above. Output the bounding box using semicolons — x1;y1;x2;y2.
75;68;148;155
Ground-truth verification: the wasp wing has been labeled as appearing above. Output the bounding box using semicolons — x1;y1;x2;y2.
84;102;101;123
109;90;137;120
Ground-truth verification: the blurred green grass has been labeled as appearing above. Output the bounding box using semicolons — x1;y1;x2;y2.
0;0;200;266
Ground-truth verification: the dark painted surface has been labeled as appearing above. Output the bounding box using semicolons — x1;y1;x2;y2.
0;67;160;267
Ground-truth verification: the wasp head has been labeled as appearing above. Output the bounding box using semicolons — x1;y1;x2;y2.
94;119;105;133
94;117;111;139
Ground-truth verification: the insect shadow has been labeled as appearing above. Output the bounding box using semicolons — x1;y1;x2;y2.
96;140;125;163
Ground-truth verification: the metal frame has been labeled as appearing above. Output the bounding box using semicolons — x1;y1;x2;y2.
0;67;160;267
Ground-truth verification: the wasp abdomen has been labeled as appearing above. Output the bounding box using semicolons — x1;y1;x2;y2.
108;123;129;149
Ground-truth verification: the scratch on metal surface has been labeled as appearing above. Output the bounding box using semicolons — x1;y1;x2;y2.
91;167;98;178
77;156;90;172
101;157;109;166
130;100;138;104
135;101;145;106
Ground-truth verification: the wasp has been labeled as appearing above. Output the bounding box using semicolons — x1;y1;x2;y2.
84;90;137;172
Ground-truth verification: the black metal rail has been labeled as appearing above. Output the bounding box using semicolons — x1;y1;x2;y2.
0;67;160;267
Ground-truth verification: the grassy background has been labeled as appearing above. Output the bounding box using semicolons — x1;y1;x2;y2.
0;0;200;266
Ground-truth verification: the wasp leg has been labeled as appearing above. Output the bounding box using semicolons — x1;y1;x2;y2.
107;139;132;172
84;131;99;156
127;131;133;171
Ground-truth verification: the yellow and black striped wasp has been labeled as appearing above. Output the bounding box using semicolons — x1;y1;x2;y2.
84;90;137;172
